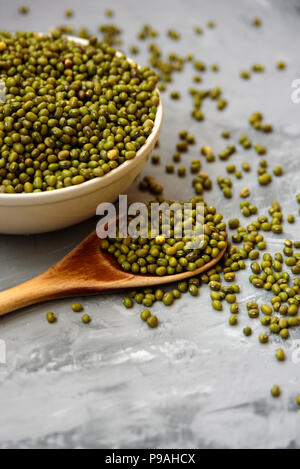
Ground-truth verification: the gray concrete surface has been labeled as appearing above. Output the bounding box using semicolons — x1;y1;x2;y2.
0;0;300;449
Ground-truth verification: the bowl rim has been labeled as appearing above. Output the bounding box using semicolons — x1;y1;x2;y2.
0;35;163;206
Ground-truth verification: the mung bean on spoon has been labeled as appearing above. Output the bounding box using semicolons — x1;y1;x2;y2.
0;229;227;317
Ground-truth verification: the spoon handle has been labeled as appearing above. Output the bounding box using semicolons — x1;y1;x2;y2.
0;232;97;316
0;276;53;316
0;271;77;316
0;231;126;317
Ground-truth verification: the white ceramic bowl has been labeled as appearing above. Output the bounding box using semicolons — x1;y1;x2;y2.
0;37;163;235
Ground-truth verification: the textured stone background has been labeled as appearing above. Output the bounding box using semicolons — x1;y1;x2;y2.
0;0;300;449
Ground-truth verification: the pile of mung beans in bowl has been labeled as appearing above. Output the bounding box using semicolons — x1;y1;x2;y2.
0;31;162;235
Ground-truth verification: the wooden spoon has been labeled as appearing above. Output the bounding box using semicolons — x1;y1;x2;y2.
0;231;227;317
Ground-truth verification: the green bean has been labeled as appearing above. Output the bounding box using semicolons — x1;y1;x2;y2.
163;292;174;306
170;91;181;100
228;219;240;229
212;300;222;311
19;6;29;14
259;333;269;343
229;314;238;325
248;309;259;318
271;386;281;398
273;167;283;177
261;304;273;316
240;70;251;80
277;61;286;69
46;312;56;323
64;9;74;18
123;297;133;308
147;315;158;328
141;309;151;321
280;328;289;339
252;64;265;73
81;314;91;324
